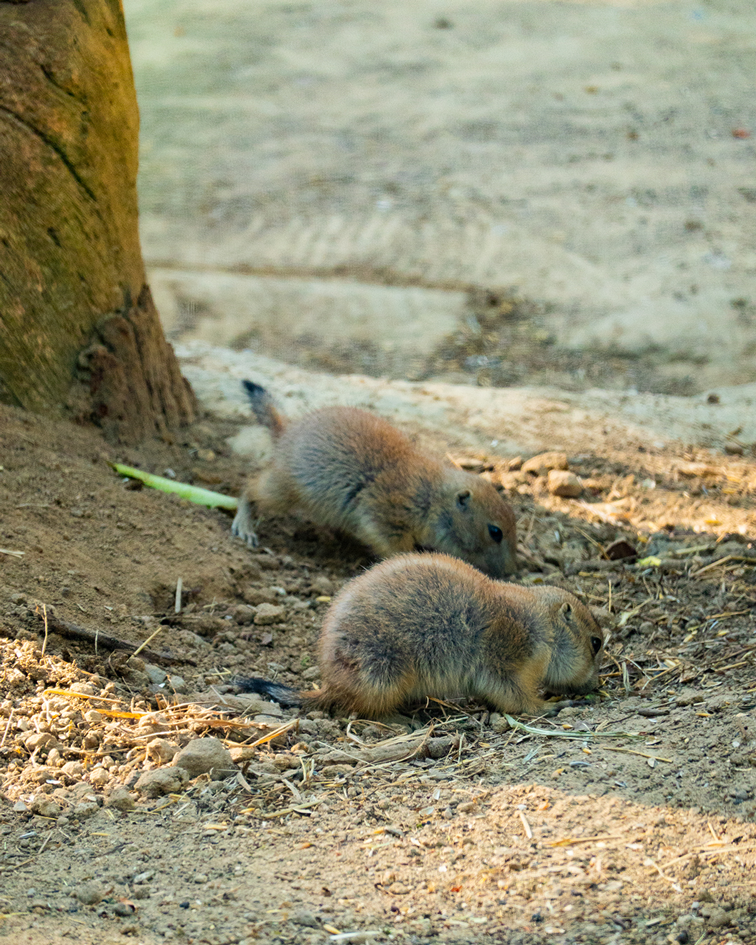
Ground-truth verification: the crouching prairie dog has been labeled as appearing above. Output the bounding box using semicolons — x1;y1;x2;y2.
236;553;604;719
232;381;517;577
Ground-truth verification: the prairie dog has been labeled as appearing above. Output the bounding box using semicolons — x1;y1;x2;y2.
232;382;517;577
237;553;604;719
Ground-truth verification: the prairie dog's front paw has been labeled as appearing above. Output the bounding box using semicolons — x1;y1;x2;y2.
231;498;259;547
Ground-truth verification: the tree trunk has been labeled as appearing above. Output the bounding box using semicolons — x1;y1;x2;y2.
0;0;195;441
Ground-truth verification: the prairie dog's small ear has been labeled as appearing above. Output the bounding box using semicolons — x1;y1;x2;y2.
456;490;471;510
559;601;572;617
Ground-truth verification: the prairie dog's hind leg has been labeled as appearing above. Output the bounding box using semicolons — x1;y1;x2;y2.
231;493;259;547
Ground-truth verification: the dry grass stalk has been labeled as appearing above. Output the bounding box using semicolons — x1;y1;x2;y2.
517;810;533;839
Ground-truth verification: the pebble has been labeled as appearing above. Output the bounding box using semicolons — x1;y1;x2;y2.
490;713;511;733
147;738;180;764
114;901;136;916
173;736;237;778
522;451;569;477
75;881;110;905
310;576;334;596
88;767;110;789
290;909;320;928
61;761;84;780
105;786;137;811
71;801;100;820
242;588;279;606
135;767;189;797
24;732;59;753
144;664;167;685
29;766;62;784
547;469;582;498
30;796;61;818
254;603;286;626
705;907;730;928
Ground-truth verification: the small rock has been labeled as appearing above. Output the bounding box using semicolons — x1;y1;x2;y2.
168;675;187;693
30;796;61;818
254;603;286;626
290;909;320;928
88;768;110;789
250;554;280;571
193;616;226;637
522;451;569;477
135;767;188;798
29;766;62;785
309;576;334;596
144;664;167;685
242;588;278;606
24;732;59;753
547;469;582;498
71;801;100;820
113;901;136;916
172;737;237;778
147;738;180;764
675;689;704;707
75;881;110;906
133;870;154;884
301;665;321;681
105;786;136;811
490;713;511;733
706;907;730;928
388;882;410;895
61;761;84;780
426;736;457;759
232;604;257;624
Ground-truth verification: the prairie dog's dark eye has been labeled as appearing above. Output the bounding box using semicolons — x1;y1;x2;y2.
590;636;603;656
488;524;503;543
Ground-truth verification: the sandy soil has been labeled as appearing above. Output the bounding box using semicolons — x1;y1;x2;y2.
1;402;754;945
124;0;756;393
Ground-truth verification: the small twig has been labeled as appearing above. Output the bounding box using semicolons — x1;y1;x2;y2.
0;709;14;750
503;716;642;740
41;604;49;657
518;809;533;840
0;548;24;558
645;857;682;892
602;746;673;763
130;625;165;661
42;614;194;665
547;833;627;848
174;578;183;615
691;555;755;578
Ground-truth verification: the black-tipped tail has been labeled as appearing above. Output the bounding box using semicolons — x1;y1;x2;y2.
233;676;303;708
240;381;286;437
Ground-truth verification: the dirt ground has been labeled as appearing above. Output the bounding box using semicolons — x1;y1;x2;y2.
1;401;755;945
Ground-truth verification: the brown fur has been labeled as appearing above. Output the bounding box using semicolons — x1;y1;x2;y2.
245;554;604;719
232;384;518;577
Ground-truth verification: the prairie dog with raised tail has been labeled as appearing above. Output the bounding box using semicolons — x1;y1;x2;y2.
236;553;604;719
232;382;517;577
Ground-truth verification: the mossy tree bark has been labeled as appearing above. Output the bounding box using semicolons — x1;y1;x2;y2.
0;0;195;441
